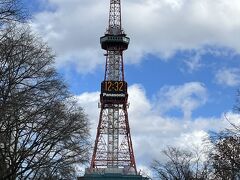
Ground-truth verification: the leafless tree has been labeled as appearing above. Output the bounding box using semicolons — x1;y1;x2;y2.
209;131;240;180
0;0;26;27
0;25;90;179
207;91;240;180
151;146;211;180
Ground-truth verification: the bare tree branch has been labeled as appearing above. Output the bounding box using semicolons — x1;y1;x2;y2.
0;25;90;179
151;146;211;180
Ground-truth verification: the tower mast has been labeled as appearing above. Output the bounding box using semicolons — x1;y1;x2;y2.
90;0;137;174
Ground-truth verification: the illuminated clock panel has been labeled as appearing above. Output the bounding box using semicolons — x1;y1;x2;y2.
100;81;128;104
101;81;127;94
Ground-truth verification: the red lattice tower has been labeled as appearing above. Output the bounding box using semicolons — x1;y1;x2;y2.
90;0;137;174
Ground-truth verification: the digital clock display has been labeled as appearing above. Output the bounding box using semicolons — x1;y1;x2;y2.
101;81;127;94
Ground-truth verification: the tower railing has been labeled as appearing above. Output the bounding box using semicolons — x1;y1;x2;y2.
90;0;137;175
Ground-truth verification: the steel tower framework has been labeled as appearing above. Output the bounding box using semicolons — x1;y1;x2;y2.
90;0;136;174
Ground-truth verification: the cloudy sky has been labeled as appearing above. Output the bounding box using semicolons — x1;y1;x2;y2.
26;0;240;173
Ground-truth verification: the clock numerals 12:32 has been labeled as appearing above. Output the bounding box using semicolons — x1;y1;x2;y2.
104;81;126;92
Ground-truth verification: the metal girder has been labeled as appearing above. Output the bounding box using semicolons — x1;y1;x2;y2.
90;0;137;175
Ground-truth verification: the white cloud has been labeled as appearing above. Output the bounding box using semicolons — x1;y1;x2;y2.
125;0;240;59
31;0;108;73
155;82;207;120
74;92;100;137
31;0;240;73
215;68;240;87
75;83;239;172
183;52;203;73
184;58;202;72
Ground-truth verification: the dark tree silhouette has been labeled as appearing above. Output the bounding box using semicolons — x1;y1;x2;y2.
207;91;240;180
0;26;90;179
151;147;211;180
0;0;26;26
209;133;240;180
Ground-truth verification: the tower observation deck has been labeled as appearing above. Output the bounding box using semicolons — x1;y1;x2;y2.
79;0;148;179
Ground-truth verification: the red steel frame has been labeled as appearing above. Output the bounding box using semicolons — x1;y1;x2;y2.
90;0;137;174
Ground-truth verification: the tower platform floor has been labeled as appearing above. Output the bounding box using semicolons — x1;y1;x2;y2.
78;173;148;180
78;168;149;180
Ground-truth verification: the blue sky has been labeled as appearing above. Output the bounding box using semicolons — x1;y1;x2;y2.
59;47;239;118
27;0;240;173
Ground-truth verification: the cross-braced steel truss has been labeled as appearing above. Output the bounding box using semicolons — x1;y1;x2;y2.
90;0;137;174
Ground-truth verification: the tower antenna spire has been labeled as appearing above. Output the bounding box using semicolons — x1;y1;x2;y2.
90;0;137;173
80;0;150;179
108;0;122;34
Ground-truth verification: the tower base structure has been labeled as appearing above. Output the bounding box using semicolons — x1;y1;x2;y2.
78;168;149;180
83;0;148;179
